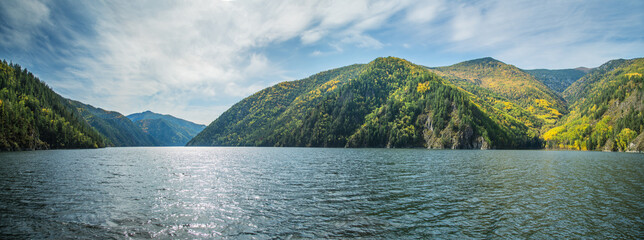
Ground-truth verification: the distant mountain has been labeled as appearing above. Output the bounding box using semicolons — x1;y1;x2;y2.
127;111;205;146
575;67;592;73
0;60;106;150
188;57;544;149
430;57;567;132
64;100;157;147
544;58;644;151
3;56;641;152
524;68;589;93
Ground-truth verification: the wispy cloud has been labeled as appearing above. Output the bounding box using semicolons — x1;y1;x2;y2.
431;0;644;68
47;0;412;124
0;0;50;49
1;0;642;124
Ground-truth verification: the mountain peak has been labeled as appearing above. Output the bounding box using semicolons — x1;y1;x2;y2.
451;57;505;68
478;57;498;61
188;56;549;149
369;56;411;65
126;111;206;146
469;57;503;64
574;67;592;73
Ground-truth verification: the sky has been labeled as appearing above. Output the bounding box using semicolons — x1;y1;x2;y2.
1;0;643;124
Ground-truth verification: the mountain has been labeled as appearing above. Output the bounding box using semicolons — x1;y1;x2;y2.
3;56;641;152
429;57;567;133
544;58;644;151
0;60;106;150
127;111;205;146
188;57;544;149
524;68;589;93
64;100;157;147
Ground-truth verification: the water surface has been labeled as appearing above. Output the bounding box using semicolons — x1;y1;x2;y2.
0;148;642;238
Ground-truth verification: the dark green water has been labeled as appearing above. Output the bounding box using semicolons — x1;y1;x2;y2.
0;147;642;238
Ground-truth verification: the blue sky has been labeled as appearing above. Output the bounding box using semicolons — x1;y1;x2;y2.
1;0;643;124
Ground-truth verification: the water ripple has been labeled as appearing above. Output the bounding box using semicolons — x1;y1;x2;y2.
0;148;642;239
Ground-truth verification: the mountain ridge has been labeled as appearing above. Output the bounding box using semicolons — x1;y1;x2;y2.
0;60;106;150
64;100;158;147
544;58;644;151
189;56;643;152
127;111;206;146
430;57;567;133
524;68;589;93
2;56;641;152
188;57;546;149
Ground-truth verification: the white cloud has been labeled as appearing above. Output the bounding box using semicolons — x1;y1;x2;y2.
450;4;483;42
298;0;411;47
52;0;416;124
418;0;644;68
340;33;384;49
2;0;643;124
301;29;327;45
405;0;444;23
0;0;50;49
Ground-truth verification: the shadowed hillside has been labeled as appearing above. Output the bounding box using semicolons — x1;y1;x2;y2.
0;60;106;150
128;111;205;146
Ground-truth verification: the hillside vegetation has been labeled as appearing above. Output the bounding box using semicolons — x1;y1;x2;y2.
190;56;644;152
431;58;567;132
0;61;106;150
544;58;644;151
2;56;641;152
65;100;158;147
189;57;544;149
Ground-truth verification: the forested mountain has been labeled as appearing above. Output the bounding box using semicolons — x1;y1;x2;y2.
0;59;203;150
544;58;644;151
127;111;205;146
429;57;567;134
0;60;106;150
188;57;544;149
2;56;641;152
525;68;590;93
65;100;157;147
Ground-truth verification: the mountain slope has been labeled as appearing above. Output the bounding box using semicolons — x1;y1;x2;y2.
0;60;106;150
525;68;589;93
563;59;628;103
127;111;205;146
544;58;644;151
189;57;543;149
188;64;364;147
430;57;567;133
65;100;157;146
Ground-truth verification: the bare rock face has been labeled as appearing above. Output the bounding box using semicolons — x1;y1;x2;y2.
603;139;615;152
473;136;489;150
453;125;474;149
627;132;644;152
423;110;489;150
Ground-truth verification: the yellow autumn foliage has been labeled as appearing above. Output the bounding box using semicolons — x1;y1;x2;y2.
543;126;565;141
534;99;550;108
616;128;637;150
417;82;431;93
